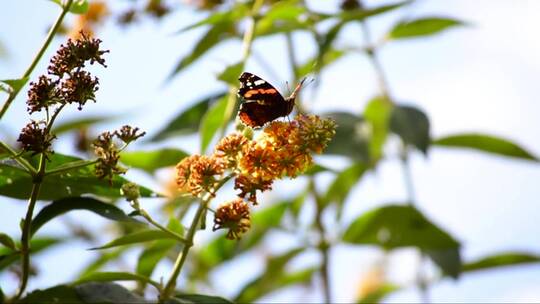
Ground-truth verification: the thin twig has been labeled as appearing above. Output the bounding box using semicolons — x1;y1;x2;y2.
159;174;235;301
0;0;73;120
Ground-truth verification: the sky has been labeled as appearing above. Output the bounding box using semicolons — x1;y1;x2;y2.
1;0;540;302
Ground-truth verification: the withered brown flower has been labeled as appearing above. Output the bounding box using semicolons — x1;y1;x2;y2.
213;198;251;240
17;121;56;157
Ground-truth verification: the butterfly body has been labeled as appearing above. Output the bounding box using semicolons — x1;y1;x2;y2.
237;72;305;128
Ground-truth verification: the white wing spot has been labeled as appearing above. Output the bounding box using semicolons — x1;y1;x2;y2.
254;79;266;86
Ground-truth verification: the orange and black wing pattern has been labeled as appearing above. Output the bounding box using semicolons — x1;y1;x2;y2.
237;72;290;128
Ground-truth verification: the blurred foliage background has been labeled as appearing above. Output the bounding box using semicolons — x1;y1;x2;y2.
1;0;540;302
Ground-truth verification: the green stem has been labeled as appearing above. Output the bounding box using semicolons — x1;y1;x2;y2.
14;95;66;300
159;174;234;301
360;22;392;102
0;0;73;120
359;11;429;302
0;141;37;175
217;0;264;141
285;32;307;115
139;208;188;244
309;179;332;303
14;153;47;300
44;159;98;176
400;145;416;204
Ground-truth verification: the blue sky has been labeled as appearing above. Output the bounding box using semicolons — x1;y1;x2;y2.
1;0;540;302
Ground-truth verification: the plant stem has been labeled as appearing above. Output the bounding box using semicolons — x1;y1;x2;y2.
285;32;308;115
400;144;430;303
14;100;66;300
14;153;47;300
139;208;188;244
359;13;429;303
0;0;73;120
44;159;98;176
360;22;392;101
159;174;234;301
218;0;264;142
309;179;332;303
0;141;37;175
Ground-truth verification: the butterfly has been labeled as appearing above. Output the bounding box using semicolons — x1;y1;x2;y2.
237;72;306;128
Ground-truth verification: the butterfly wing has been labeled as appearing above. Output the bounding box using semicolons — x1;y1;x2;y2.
237;72;293;128
238;102;284;128
238;72;284;104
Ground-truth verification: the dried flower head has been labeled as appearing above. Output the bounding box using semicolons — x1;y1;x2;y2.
114;125;146;144
92;131;126;182
17;121;56;156
60;70;99;110
26;75;59;113
48;33;109;77
176;155;224;197
213;198;251;240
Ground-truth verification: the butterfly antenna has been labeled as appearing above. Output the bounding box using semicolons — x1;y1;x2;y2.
286;81;291;95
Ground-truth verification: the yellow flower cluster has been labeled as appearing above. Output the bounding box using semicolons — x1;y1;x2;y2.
175;114;335;239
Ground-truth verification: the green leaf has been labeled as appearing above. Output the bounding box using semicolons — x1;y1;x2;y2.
388;17;465;40
49;0;89;14
236;268;316;302
357;283;400;304
150;92;226;142
170;24;236;79
52;115;115;134
200;95;228;153
136;218;184;279
173;294;233;304
20;285;83;304
324;112;370;161
0;233;16;251
31;197;140;237
255;0;310;36
91;230;179;250
0;237;63;271
303;163;333;176
218;62;244;86
339;1;411;22
137;240;175;278
298;48;346;76
234;248;313;302
176;3;248;33
364;96;393;162
78;248;126;277
432;133;538;161
192;203;288;279
121;148;188;173
0;77;29;93
0;153;156;200
426;248;461;279
74;272;160;290
75;282;147;303
324;162;367;214
343;204;460;251
390;105;430;153
462;252;540;273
